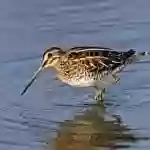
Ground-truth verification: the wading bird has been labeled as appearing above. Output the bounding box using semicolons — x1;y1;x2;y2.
21;46;149;101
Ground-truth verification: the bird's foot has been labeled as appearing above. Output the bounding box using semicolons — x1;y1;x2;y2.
95;88;106;104
113;75;120;83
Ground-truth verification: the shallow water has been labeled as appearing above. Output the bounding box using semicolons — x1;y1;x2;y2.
0;0;150;149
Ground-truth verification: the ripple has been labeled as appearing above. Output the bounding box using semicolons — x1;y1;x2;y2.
46;103;150;149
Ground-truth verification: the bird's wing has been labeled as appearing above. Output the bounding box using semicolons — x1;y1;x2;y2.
66;46;136;73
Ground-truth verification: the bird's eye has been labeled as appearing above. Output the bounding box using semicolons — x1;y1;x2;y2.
47;53;52;58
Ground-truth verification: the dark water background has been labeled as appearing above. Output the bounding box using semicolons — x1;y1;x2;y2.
0;0;150;149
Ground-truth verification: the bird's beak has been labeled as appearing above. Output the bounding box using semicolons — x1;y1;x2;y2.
20;60;48;96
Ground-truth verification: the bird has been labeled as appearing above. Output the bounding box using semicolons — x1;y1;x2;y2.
21;46;150;101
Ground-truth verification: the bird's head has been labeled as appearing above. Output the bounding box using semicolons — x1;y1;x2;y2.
42;47;63;69
21;47;64;95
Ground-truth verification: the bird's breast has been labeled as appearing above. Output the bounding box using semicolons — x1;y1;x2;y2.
57;72;116;89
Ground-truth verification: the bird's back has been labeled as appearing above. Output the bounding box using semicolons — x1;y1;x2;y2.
55;47;136;87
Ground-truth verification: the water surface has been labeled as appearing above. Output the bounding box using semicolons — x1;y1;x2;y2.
0;0;150;149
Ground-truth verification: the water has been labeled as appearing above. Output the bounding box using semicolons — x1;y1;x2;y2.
0;0;150;149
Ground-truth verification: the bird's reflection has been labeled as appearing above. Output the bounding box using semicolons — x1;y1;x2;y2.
46;102;149;150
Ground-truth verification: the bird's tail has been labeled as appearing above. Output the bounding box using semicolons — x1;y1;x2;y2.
112;49;149;74
135;51;150;57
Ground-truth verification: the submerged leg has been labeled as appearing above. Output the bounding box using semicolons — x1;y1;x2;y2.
95;88;106;102
112;74;120;83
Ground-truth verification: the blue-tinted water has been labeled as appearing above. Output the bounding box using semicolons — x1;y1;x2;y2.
0;0;150;149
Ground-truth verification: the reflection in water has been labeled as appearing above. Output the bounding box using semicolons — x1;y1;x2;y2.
46;103;149;150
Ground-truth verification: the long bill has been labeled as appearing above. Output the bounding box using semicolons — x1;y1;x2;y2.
20;66;43;96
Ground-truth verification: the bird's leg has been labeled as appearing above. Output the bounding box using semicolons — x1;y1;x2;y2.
112;74;120;83
95;88;106;102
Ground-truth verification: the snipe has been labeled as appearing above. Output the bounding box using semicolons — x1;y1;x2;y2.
21;46;149;100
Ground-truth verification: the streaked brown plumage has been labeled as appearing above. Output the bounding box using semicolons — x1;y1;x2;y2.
21;46;150;100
